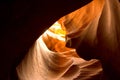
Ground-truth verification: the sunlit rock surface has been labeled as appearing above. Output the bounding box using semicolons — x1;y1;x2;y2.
17;0;120;79
59;0;120;79
17;22;102;80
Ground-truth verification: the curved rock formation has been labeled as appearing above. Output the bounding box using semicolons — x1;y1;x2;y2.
17;22;102;80
59;0;120;79
0;0;92;79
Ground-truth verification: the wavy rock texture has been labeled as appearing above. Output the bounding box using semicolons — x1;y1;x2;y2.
59;0;120;79
17;0;120;80
0;0;93;79
17;22;102;80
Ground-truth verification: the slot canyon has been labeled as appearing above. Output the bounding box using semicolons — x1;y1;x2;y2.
0;0;120;80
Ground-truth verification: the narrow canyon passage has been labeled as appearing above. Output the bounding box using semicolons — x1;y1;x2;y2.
1;0;120;79
17;22;102;80
16;0;120;79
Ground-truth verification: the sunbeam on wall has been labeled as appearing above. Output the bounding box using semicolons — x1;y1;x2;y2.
16;0;108;79
16;21;102;80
